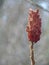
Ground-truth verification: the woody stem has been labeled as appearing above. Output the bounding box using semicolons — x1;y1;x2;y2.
30;42;35;65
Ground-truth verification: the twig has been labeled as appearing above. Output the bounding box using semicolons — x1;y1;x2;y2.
26;0;49;13
29;42;35;65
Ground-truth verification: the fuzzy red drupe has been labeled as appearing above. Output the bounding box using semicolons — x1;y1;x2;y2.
26;8;41;43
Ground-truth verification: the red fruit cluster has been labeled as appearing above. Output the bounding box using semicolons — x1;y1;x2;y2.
26;8;41;43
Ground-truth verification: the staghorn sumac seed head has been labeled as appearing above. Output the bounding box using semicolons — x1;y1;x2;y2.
26;8;41;43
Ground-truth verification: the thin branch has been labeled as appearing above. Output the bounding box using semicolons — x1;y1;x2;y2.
26;0;49;13
29;42;35;65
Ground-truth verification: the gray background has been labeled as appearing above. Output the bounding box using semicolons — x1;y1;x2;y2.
0;0;49;65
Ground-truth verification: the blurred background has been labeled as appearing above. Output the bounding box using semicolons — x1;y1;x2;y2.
0;0;49;65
